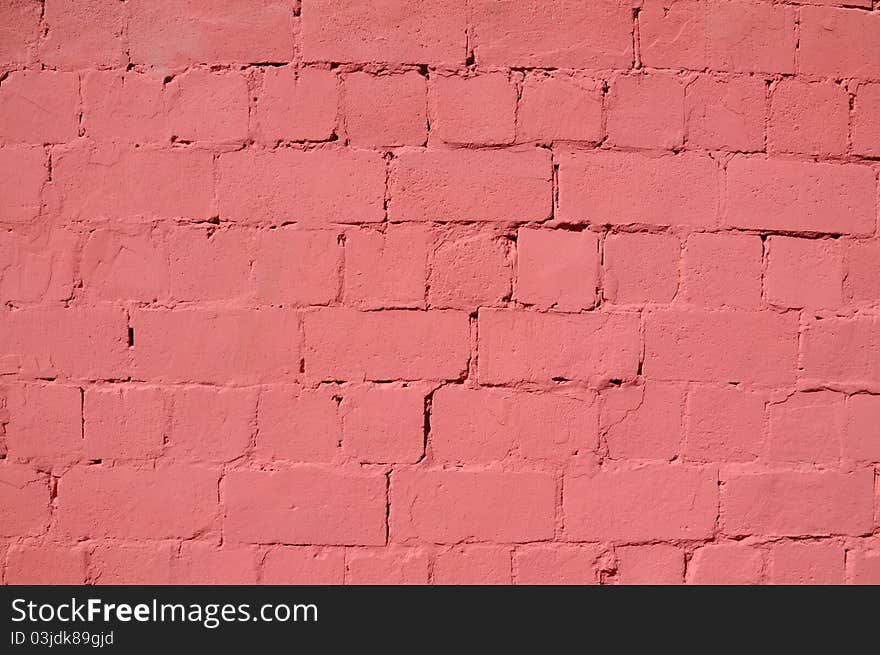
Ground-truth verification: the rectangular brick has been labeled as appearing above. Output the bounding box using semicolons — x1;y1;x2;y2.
725;157;875;235
478;308;640;385
131;309;301;384
304;308;469;381
645;309;799;385
799;7;880;78
0;146;45;224
391;469;556;543
557;150;719;228
801;317;880;387
218;149;385;225
224;466;386;545
57;465;219;539
390;149;552;223
723;469;874;537
0;463;50;537
563;464;718;541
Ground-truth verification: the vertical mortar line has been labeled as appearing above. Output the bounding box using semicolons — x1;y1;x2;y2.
632;5;642;70
793;7;801;76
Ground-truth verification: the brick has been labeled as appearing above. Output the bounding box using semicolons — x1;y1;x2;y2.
516;545;600;585
261;547;344;584
801;317;880;386
852;83;880;158
725;157;875;235
41;0;126;69
0;71;80;144
645;309;799;385
340;384;425;464
768;391;844;464
471;0;633;68
517;74;603;143
615;544;684;585
638;0;706;70
346;547;430;585
224;467;386;545
165;70;249;143
687;544;763;585
685;386;765;463
256;67;338;142
433;546;512;584
765;237;843;309
129;0;295;67
723;469;874;537
51;145;215;222
171;543;258;584
557;150;719;228
6;544;87;584
57;465;219;539
769;80;848;157
0;306;129;380
304;309;469;382
0;228;77;304
799;7;880;78
131;309;300;384
707;0;796;74
168;226;251;302
256;386;340;462
168;386;256;463
253;229;341;305
682;233;762;309
392;469;556;543
685;75;765;151
606;73;685;149
516;228;599;311
850;550;880;584
84;386;168;460
390;149;552;223
845;395;880;463
846;240;880;303
428;232;511;310
344;72;427;147
0;0;40;65
603;233;680;304
769;541;844;585
218;148;385;225
433;74;516;146
90;542;174;584
81;71;166;144
564;464;718;541
479;308;640;385
302;0;465;65
431;386;597;463
601;383;684;460
344;225;429;309
5;384;82;465
0;463;50;537
80;227;169;302
0;146;45;223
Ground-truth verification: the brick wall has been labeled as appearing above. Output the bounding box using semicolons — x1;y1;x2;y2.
1;0;879;584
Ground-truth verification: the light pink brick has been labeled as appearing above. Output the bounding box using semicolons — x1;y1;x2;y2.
40;0;126;69
845;395;880;464
516;228;599;311
687;544;763;585
344;225;429;309
168;227;251;302
852;83;880;158
601;383;684;460
685;75;766;151
84;386;168;460
846;241;880;304
428;232;511;310
431;386;597;463
0;71;80;144
346;547;430;585
769;391;844;465
344;72;427;147
685;386;766;463
168;386;256;463
340;384;425;464
256;67;338;142
6;544;87;584
707;0;796;74
0;463;50;537
799;7;880;79
516;545;600;585
433;546;512;584
253;229;341;306
164;70;249;143
801;317;880;387
82;71;166;144
262;547;344;584
90;542;174;585
80;227;169;302
433;74;516;146
603;233;680;304
5;384;83;465
171;543;258;585
391;469;556;543
615;544;684;585
606;73;685;149
518;74;603;143
0;147;46;224
682;233;762;309
478;309;641;385
769;80;848;157
766;237;843;309
257;386;341;463
769;541;844;585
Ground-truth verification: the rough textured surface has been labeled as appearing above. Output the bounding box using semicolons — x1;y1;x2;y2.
0;0;879;586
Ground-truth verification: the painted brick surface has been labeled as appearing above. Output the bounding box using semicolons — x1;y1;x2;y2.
1;0;878;586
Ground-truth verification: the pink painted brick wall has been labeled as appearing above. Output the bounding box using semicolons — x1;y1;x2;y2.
1;0;879;586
